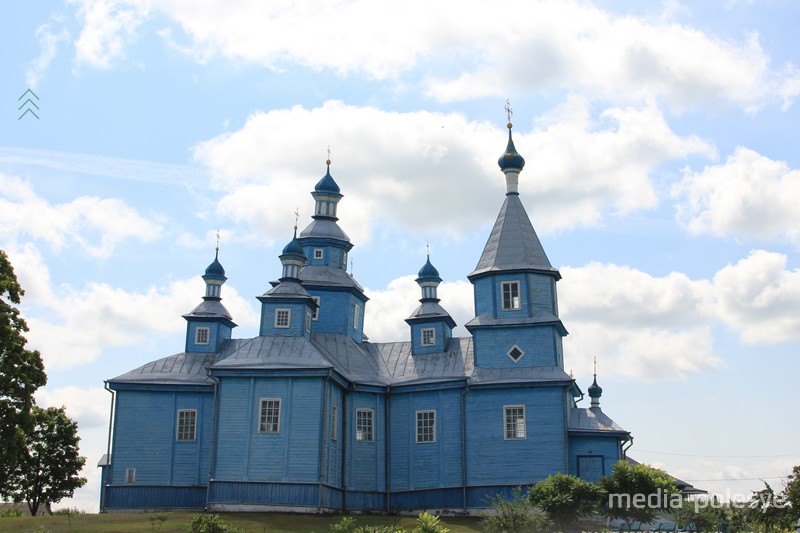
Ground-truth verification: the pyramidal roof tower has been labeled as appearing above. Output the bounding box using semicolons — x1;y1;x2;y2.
469;111;560;280
466;107;567;369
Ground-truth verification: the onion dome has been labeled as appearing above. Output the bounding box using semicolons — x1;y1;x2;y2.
314;160;341;194
281;232;306;259
588;376;603;399
417;256;441;282
205;250;225;276
498;122;525;171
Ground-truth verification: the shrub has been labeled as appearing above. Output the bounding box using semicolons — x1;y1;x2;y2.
53;507;85;515
481;486;553;533
0;508;24;518
186;513;243;533
413;512;449;533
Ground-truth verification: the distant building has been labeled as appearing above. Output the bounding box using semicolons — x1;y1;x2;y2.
99;120;631;513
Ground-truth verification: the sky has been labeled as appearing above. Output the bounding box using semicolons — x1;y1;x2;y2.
1;0;799;513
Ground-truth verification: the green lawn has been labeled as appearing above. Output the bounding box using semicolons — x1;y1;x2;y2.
0;511;484;533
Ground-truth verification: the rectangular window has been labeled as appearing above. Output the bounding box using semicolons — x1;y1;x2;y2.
505;405;526;439
314;248;324;260
416;410;436;443
176;409;197;441
311;296;320;320
275;309;291;328
258;399;281;433
353;305;361;329
501;281;521;310
195;327;210;345
125;468;136;484
305;312;312;333
421;328;436;346
331;405;338;441
356;409;373;442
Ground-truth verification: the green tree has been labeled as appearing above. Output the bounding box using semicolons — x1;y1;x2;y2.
669;495;724;532
0;249;47;492
781;465;800;526
599;460;679;528
528;473;604;530
746;481;792;533
6;405;87;515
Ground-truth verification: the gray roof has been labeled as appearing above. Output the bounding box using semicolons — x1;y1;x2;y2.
109;351;226;386
299;219;350;242
470;194;560;279
262;279;313;298
183;299;233;321
300;265;364;291
569;406;627;434
111;333;573;389
406;301;456;324
466;309;566;333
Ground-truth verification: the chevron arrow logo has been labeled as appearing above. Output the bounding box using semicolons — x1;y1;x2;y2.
18;88;40;120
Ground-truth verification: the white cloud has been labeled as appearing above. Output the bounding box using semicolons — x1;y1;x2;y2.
195;100;713;242
104;0;799;111
26;23;71;89
5;244;259;370
712;250;800;344
72;0;148;69
35;386;109;429
0;173;162;259
674;147;800;242
560;263;720;381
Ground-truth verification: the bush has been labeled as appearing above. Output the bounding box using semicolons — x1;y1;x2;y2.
481;486;553;533
413;512;449;533
0;508;24;518
186;513;243;533
53;507;85;515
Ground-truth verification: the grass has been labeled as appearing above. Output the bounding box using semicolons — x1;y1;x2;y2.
0;511;484;533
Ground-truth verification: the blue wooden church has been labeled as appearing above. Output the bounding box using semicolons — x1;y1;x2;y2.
99;120;631;513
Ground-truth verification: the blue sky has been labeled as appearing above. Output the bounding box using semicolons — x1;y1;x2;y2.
2;0;800;512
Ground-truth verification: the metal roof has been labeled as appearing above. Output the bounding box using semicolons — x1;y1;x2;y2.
110;333;574;389
299;219;350;242
469;194;560;279
299;265;364;291
569;406;627;434
182;299;233;321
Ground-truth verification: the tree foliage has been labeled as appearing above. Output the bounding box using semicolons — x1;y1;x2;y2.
0;249;47;491
528;473;604;530
5;405;87;516
599;461;678;527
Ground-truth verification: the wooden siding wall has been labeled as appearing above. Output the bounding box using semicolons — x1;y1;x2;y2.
214;377;323;482
465;387;566;485
110;390;213;487
568;435;621;480
473;326;561;368
473;273;556;318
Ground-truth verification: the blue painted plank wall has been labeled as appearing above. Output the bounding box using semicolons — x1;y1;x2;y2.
110;390;213;488
473;326;561;368
347;391;385;492
568;435;621;479
465;387;566;486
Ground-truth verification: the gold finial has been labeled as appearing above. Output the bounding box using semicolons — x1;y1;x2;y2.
426;241;430;257
505;99;513;129
593;356;597;378
326;145;332;167
215;229;220;254
294;207;299;232
350;257;354;276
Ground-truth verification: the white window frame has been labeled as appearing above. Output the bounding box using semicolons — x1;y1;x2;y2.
125;468;136;484
353;305;361;329
274;308;291;328
504;405;527;440
176;409;197;441
313;248;324;260
258;398;281;434
311;296;320;320
421;328;436;346
355;408;373;442
195;327;210;345
331;405;338;441
416;410;436;443
305;312;312;333
501;281;521;310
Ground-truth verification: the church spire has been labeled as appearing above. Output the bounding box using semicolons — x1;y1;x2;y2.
498;100;525;194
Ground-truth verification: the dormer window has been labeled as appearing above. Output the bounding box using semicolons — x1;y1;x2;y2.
311;296;320;320
313;248;324;260
275;309;291;328
421;328;436;346
195;327;210;345
353;305;361;329
501;281;521;310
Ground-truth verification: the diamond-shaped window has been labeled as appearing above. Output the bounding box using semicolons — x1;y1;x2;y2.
507;345;525;363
